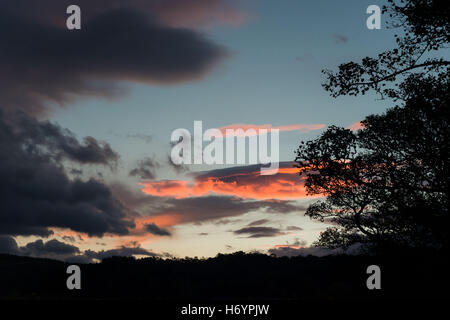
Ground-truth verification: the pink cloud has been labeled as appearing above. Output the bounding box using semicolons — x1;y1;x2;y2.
211;123;325;137
346;121;364;131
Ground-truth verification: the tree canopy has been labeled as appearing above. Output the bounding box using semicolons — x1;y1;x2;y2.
296;0;449;250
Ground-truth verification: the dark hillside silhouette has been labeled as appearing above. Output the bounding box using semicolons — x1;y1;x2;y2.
0;252;448;300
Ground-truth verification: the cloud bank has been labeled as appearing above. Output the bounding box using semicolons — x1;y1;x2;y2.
140;162;312;200
0;1;231;115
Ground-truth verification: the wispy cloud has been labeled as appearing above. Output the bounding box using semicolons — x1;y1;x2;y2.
332;33;349;44
210;123;325;137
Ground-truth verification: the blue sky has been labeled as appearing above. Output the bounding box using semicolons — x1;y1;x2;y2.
52;0;394;172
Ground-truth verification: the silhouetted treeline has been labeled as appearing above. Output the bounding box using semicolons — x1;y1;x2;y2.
0;250;448;300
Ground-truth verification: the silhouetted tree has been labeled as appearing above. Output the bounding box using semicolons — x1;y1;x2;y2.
323;0;449;100
296;0;449;250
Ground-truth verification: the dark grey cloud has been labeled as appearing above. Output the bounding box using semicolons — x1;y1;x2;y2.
0;237;79;260
0;236;21;255
247;219;270;226
129;158;160;180
0;3;228;115
0;0;245;29
286;226;303;231
233;226;285;238
69;169;84;176
145;223;171;236
62;235;78;243
110;183;167;215
234;225;305;238
148;195;305;225
60;136;119;167
21;239;80;257
0;236;161;263
268;242;363;257
10;113;119;167
0;0;238;242
167;154;190;174
112;178;305;227
84;246;159;261
215;219;243;225
0;112;135;237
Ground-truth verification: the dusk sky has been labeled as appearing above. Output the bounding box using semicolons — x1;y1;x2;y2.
1;0;398;261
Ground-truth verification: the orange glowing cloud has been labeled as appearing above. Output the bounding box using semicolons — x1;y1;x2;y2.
140;162;313;200
273;245;305;249
346;121;364;131
139;180;194;199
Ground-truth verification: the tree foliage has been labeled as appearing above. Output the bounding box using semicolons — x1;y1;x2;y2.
322;0;449;100
296;0;449;250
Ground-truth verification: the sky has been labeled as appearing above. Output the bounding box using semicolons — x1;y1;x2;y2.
0;0;399;262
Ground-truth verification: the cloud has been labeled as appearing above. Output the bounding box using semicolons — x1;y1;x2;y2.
126;134;153;144
70;169;84;176
62;236;78;243
167;154;190;175
268;243;363;257
0;236;161;263
84;245;159;261
286;226;303;231
346;121;364;131
21;239;80;257
138;195;306;227
11;113;119;167
0;236;79;260
233;225;305;239
210;123;325;137
141;162;313;200
108;183;304;231
0;3;228;115
1;0;247;29
0;0;246;246
0;236;20;255
233;226;285;238
332;33;349;44
272;238;307;250
247;219;270;226
0;112;135;237
129;158;161;180
215;219;243;225
145;223;171;236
